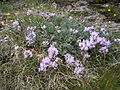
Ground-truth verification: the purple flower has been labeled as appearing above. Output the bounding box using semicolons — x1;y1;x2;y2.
23;50;33;58
74;67;84;75
64;53;84;75
50;62;58;68
38;63;48;72
27;9;34;16
60;14;65;17
90;32;99;37
48;45;58;59
12;20;19;27
73;60;81;67
90;32;101;44
26;31;36;44
48;13;56;17
42;57;51;64
99;46;108;53
99;37;111;47
79;40;95;51
39;12;50;19
84;26;96;32
38;57;50;72
12;20;21;30
38;56;59;72
55;57;61;62
64;53;75;66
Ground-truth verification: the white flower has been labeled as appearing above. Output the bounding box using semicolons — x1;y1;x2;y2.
84;53;90;58
42;41;49;46
41;25;47;29
15;46;19;50
23;50;33;58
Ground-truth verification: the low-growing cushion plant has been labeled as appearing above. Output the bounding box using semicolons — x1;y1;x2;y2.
0;2;120;90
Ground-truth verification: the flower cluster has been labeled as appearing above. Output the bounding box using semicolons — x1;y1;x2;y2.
12;20;21;30
64;53;84;75
38;45;84;75
48;45;58;59
38;45;59;72
38;57;59;71
79;29;111;53
23;50;33;58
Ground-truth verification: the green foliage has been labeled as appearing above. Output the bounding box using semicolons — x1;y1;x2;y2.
35;16;85;56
